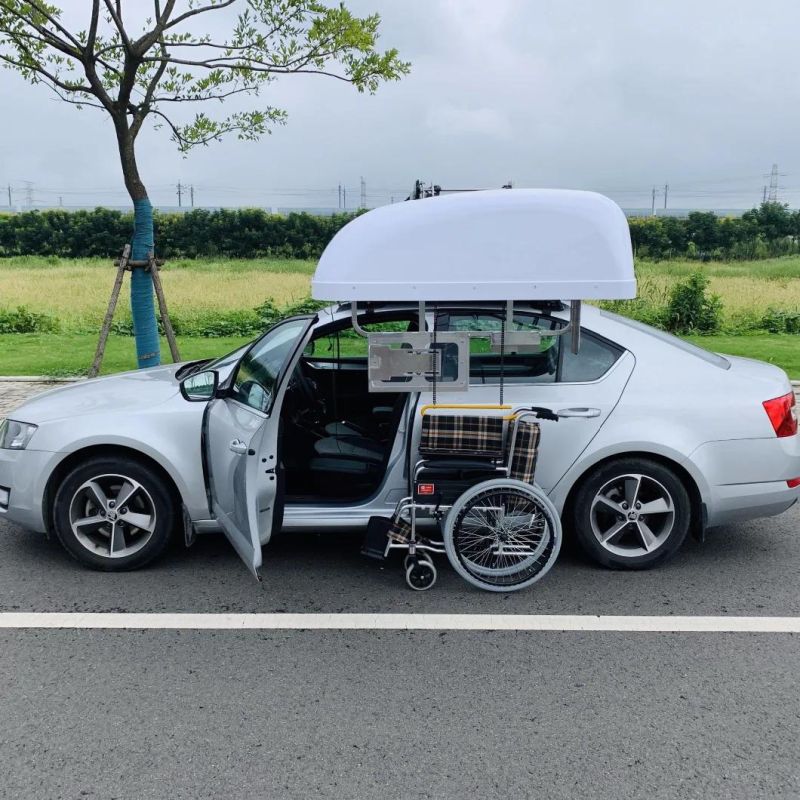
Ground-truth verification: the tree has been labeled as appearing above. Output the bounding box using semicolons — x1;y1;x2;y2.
0;1;409;367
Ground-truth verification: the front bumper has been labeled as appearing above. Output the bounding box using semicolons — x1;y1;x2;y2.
0;448;58;532
690;436;800;527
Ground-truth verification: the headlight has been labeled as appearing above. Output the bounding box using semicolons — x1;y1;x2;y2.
0;418;38;450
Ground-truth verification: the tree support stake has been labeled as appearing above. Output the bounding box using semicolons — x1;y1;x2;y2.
88;245;181;379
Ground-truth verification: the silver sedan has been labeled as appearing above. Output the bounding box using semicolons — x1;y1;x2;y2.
1;302;798;578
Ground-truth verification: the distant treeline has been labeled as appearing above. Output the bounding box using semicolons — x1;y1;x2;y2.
1;202;799;261
629;202;800;260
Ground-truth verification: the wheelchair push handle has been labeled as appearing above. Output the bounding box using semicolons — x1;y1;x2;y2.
521;406;560;422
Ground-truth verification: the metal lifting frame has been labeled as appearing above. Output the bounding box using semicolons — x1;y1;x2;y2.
350;299;582;353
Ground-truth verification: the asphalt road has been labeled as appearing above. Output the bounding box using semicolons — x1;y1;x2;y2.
1;508;799;799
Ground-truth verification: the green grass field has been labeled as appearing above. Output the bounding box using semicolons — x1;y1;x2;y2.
1;255;800;377
0;256;316;329
0;333;251;376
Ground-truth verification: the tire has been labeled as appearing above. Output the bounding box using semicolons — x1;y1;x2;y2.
569;457;691;570
443;478;562;593
52;455;177;572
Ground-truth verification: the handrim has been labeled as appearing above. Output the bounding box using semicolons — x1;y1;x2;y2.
449;483;558;589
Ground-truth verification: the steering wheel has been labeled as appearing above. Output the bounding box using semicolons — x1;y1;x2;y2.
290;363;326;417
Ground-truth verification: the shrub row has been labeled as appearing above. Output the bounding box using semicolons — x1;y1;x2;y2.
0;208;362;259
600;271;723;334
3;202;800;261
0;275;731;339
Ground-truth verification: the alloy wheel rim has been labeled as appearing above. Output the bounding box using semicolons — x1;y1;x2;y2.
68;474;157;559
589;473;675;558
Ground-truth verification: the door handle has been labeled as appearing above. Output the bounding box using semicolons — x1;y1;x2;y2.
229;439;248;455
556;407;601;418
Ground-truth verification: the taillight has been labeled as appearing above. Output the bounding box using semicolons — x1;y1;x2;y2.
762;392;798;438
787;477;800;488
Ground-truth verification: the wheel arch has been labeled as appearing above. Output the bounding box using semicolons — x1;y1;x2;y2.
43;444;184;533
560;450;705;540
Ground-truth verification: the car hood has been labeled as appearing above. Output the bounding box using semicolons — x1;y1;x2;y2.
9;363;186;424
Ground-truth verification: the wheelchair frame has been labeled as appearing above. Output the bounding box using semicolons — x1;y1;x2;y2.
381;404;561;591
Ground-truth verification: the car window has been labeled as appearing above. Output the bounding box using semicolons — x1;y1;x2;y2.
560;331;624;382
600;310;730;370
437;311;562;384
309;317;419;360
231;318;310;412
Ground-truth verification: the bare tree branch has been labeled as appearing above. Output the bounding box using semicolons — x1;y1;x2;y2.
0;51;94;95
162;0;237;31
25;0;82;49
0;4;82;58
102;0;130;49
86;0;100;51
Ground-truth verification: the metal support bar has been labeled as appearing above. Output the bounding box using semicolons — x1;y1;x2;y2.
351;304;369;337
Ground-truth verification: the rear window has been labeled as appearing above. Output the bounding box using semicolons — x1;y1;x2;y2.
437;310;623;384
437;310;562;384
600;310;730;370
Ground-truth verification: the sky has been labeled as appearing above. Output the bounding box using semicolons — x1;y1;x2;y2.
1;0;800;211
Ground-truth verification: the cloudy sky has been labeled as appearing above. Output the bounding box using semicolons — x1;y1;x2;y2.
1;0;799;211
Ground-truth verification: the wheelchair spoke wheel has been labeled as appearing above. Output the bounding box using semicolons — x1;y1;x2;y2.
444;479;561;592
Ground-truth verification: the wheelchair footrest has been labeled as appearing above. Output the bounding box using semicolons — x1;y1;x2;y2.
361;516;393;560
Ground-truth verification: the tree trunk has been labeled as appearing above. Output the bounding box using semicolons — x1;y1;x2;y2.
115;120;161;369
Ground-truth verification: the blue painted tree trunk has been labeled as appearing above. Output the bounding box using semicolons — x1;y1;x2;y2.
130;198;161;368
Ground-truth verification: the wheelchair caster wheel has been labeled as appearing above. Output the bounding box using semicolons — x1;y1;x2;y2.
405;551;432;571
406;558;437;591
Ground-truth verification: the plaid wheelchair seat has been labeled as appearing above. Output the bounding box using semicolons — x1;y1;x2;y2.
419;414;505;458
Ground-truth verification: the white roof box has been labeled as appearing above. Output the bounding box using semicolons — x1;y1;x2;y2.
312;188;636;302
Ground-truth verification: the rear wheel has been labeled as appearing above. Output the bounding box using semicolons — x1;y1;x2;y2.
52;455;177;571
570;457;691;570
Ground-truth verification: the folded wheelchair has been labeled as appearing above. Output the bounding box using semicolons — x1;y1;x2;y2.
368;403;563;592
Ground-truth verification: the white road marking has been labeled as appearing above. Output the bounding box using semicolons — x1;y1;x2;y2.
0;613;798;632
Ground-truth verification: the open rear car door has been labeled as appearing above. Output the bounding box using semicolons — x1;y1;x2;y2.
204;317;315;580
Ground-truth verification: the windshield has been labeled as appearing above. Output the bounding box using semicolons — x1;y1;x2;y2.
205;345;249;373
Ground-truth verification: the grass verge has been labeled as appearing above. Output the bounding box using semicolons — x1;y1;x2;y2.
0;333;251;377
684;334;800;378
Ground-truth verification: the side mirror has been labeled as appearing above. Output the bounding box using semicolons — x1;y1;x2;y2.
180;370;219;402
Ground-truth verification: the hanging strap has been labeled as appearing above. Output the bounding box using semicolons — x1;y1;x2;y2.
431;304;438;406
499;306;506;405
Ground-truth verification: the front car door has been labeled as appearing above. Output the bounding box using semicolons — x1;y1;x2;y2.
205;316;315;579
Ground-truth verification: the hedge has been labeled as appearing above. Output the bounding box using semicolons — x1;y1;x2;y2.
2;202;800;261
0;208;362;259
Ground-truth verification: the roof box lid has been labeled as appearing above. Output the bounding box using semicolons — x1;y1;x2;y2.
311;188;636;302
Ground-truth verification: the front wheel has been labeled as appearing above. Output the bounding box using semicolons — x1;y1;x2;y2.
569;457;691;570
52;455;177;571
443;479;561;593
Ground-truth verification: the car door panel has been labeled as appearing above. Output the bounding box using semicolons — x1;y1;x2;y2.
204;317;315;579
413;352;634;493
